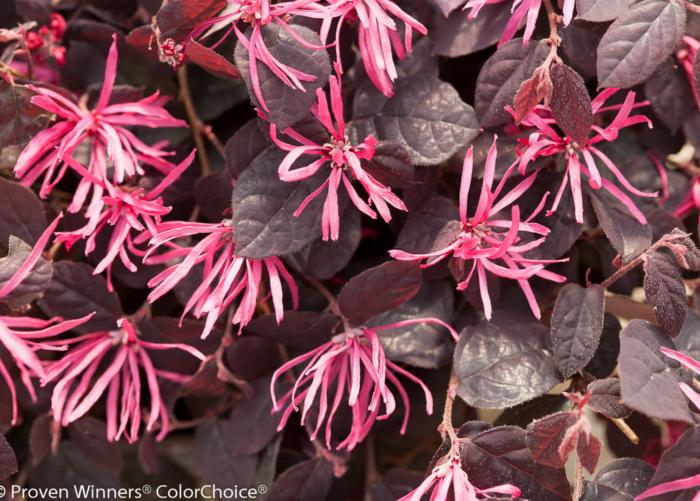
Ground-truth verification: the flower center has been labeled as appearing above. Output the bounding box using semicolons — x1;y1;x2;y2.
325;136;353;168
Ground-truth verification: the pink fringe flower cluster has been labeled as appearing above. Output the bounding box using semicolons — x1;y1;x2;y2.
399;444;521;501
677;36;700;110
321;0;427;96
270;70;406;240
271;318;457;451
41;318;205;443
145;220;299;338
391;138;566;320
511;89;657;224
13;35;193;288
464;0;575;46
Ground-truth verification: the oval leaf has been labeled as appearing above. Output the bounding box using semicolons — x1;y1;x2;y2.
549;63;593;146
596;0;686;89
550;283;605;378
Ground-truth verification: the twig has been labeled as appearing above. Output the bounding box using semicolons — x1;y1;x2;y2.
600;232;689;289
177;66;211;176
611;418;640;445
573;456;584;501
541;0;562;65
439;370;460;445
364;437;378;501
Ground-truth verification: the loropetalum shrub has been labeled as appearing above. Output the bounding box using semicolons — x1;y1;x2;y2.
2;0;700;499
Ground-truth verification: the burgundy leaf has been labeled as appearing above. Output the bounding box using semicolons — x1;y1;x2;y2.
433;3;513;57
223;118;272;179
460;425;571;500
155;0;227;41
597;0;686;88
576;0;636;22
338;261;422;326
185;40;239;80
586;378;632;419
0;236;52;308
0;82;50;150
549;63;593;146
454;312;562;409
618;320;694;422
512;66;552;124
525;411;579;468
645;426;700;495
475;38;549;127
266;459;333;501
643;249;687;337
581;458;654;500
550;283;605;378
0;433;17;480
0;177;47;247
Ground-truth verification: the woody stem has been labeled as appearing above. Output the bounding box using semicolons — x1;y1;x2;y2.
542;0;561;64
441;370;460;446
177;66;211;176
683;1;700;14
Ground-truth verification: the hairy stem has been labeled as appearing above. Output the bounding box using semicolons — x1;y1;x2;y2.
542;0;562;65
177;66;211;176
684;1;700;14
440;370;460;446
573;456;584;500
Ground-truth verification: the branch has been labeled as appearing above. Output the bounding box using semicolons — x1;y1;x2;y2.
177;66;211;176
439;370;460;446
541;0;562;65
684;0;700;14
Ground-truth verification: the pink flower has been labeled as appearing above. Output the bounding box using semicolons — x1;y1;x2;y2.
675;177;700;219
42;318;205;443
54;151;195;291
270;72;406;240
0;215;93;424
399;444;521;501
321;0;427;96
511;89;656;224
14;33;187;201
7;13;67;83
677;36;700;110
190;0;330;111
464;0;575;46
145;219;298;338
390;137;565;320
271;318;457;451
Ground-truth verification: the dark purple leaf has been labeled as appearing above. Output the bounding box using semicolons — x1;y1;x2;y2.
371;469;425;501
577;427;603;474
287;208;361;280
474;38;549;127
512;66;552;123
587;378;632;419
338;261;422;326
618;320;694;422
194;172;233;222
0;434;17;480
361;141;415;189
224;118;272;179
561;20;607;79
155;0;227;41
645;62;695;133
0;177;46;247
596;0;686;89
37;261;123;333
643;249;687;337
676;309;700;361
433;3;513;57
395;196;459;254
234;23;331;129
194;419;257;489
576;0;636;22
525;411;579;468
266;459;333;501
584;313;621;378
372;280;455;369
581;458;654;500
29;414;51;467
0;236;52;308
646;426;700;495
549;63;593;146
460;425;571;501
244;311;338;350
185;40;239;79
225;379;281;456
225;336;282;380
590;189;652;263
550;283;605;378
0;82;50;150
453;312;562;408
351;75;479;166
231;148;324;258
